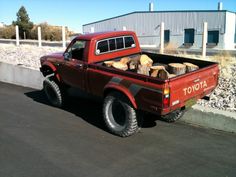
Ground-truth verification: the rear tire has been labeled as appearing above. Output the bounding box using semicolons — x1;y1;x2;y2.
162;109;185;123
103;92;139;137
43;77;64;107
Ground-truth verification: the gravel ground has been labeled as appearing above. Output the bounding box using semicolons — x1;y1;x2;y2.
198;64;236;112
0;44;235;112
0;44;62;70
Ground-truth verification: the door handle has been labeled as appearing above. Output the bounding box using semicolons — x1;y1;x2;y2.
194;78;200;83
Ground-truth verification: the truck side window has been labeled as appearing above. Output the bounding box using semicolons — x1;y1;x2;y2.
67;40;86;60
109;39;116;51
97;40;109;53
96;35;136;55
116;37;124;49
125;36;135;48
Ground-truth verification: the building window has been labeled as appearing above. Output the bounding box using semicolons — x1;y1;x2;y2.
208;30;219;44
184;29;195;44
164;30;170;44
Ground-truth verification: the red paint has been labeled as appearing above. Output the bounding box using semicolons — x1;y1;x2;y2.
104;83;137;109
65;31;141;63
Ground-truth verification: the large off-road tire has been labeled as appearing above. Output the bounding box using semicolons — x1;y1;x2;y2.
161;109;185;123
103;92;139;137
43;78;64;107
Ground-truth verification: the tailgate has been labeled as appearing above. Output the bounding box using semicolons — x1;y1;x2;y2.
169;64;219;108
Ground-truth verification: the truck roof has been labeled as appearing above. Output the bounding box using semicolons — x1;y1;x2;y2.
76;31;136;41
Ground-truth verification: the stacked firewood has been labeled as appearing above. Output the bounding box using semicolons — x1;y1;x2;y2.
103;54;199;79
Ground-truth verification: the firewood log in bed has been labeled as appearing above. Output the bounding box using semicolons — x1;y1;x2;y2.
150;66;165;77
120;57;131;64
128;58;139;71
183;62;199;72
139;54;153;67
152;63;168;70
112;62;128;71
103;61;114;67
137;65;150;76
168;63;186;75
158;69;176;80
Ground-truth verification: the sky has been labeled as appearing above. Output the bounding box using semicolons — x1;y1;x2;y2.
0;0;235;33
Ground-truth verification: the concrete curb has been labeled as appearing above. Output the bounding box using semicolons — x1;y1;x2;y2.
0;62;43;90
181;105;236;133
0;62;235;133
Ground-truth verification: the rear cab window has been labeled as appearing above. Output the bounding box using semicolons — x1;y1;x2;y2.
96;35;136;55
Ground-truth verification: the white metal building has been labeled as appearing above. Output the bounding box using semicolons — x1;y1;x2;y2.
83;7;236;50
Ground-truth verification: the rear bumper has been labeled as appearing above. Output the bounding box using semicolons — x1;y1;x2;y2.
148;88;216;116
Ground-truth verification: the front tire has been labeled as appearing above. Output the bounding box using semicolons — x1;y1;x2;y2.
103;92;139;137
43;78;64;107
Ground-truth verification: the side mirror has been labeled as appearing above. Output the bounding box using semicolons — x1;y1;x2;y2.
64;52;70;61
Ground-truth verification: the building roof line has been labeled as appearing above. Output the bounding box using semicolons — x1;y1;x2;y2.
83;10;235;26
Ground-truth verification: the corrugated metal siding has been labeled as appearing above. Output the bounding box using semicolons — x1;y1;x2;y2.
235;13;236;43
83;11;226;36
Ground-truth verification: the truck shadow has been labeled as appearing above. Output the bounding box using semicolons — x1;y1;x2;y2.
24;89;158;133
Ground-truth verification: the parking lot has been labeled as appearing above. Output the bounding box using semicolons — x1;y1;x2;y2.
0;82;236;177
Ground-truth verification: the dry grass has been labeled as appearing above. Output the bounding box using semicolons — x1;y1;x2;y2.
210;51;236;67
209;51;236;78
164;42;179;54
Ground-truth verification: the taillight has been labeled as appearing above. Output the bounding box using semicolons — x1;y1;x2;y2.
163;87;170;108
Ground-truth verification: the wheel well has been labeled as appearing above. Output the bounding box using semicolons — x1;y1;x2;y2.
41;65;54;77
104;88;137;109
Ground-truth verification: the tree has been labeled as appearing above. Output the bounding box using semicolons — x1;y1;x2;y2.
12;6;33;39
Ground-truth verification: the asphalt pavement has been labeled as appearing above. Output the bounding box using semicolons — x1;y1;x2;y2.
0;82;236;177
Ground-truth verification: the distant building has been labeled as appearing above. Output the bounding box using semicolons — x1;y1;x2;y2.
83;5;236;50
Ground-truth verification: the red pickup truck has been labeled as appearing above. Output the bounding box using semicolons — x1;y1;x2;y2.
40;31;219;137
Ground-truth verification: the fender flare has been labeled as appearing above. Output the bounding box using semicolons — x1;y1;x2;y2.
104;83;138;109
41;62;61;82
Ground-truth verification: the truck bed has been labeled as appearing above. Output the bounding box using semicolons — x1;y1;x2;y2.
94;52;218;84
91;52;218;115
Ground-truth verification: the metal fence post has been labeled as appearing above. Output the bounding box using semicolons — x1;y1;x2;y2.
15;25;19;46
62;26;66;48
38;26;42;47
202;22;208;58
159;22;164;54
